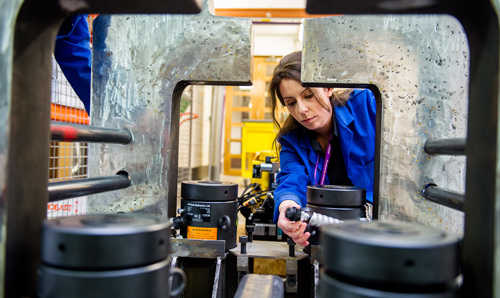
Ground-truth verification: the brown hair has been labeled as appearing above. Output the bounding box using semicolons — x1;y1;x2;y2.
268;51;353;151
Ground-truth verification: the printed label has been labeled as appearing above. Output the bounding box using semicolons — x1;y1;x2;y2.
187;226;217;240
47;203;72;211
186;202;211;223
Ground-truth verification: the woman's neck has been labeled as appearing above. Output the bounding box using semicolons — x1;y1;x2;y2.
315;118;333;152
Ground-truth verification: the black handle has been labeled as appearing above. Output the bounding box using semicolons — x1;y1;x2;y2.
285;207;301;221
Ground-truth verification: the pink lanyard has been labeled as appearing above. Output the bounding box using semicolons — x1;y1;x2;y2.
314;129;334;185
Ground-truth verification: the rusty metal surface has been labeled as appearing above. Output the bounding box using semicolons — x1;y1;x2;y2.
302;15;468;235
171;238;226;258
87;1;253;218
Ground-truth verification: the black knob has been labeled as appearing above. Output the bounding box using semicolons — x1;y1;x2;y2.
171;216;185;230
246;225;254;242
240;235;248;254
218;215;231;231
285;207;301;221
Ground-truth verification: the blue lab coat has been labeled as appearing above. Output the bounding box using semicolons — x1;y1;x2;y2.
54;14;92;114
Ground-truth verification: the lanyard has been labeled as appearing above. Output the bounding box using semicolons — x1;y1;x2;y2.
314;129;334;185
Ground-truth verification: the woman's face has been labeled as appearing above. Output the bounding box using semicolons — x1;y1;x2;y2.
279;78;333;133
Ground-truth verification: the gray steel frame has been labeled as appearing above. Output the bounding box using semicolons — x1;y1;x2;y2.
2;0;499;297
87;5;252;215
304;0;499;297
0;0;202;297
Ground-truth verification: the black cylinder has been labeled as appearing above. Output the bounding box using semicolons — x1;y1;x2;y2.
39;258;172;298
50;121;132;144
307;185;366;207
39;213;179;298
179;181;239;250
181;180;238;201
424;184;465;212
318;220;460;297
41;213;169;269
424;137;466;156
307;204;366;220
317;267;458;298
48;174;131;202
306;185;366;246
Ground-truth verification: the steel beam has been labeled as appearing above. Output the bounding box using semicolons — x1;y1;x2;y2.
88;1;253;218
423;184;465;212
424;138;466;156
48;174;131;202
302;14;468;230
303;0;499;297
1;0;202;296
51;122;132;144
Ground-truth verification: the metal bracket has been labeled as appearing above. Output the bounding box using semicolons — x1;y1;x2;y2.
285;259;298;293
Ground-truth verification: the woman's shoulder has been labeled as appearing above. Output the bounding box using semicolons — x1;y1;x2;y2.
349;89;374;102
279;127;309;146
345;89;376;112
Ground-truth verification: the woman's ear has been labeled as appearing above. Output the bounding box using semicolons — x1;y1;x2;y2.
326;88;333;97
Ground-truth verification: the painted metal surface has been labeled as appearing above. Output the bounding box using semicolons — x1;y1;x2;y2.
88;1;253;218
302;15;469;235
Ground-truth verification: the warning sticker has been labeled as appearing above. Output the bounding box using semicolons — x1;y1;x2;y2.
186;202;211;223
187;226;217;240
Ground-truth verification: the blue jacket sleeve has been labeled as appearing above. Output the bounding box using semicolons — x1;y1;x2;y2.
54;14;92;114
273;134;310;222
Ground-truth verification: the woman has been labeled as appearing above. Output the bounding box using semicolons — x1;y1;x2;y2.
269;51;376;247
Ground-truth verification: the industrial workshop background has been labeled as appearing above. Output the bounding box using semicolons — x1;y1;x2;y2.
2;0;499;297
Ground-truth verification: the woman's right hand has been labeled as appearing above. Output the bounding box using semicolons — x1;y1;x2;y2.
277;200;310;247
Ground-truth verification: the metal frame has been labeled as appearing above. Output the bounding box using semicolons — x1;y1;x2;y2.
304;0;499;297
0;0;202;296
87;2;253;219
229;240;311;297
2;0;498;297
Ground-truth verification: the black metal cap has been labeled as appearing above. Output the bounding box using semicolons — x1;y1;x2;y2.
181;180;238;201
307;185;365;207
320;220;460;286
41;213;171;270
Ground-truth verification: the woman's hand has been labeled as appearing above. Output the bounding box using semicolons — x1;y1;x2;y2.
277;200;310;247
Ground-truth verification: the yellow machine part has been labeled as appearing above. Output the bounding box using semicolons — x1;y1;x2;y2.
241;121;276;178
250;150;278;191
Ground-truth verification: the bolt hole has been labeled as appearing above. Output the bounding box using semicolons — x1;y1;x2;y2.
404;259;415;267
116;170;130;179
58;243;66;253
159;238;165;246
320;195;324;199
225;191;228;195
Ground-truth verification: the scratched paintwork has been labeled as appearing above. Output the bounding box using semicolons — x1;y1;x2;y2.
88;0;252;216
302;15;468;234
